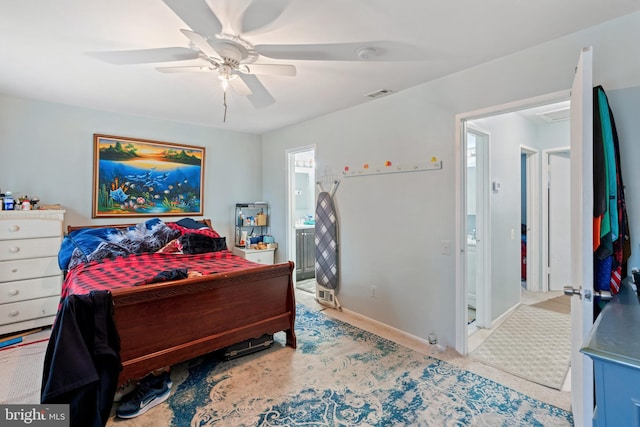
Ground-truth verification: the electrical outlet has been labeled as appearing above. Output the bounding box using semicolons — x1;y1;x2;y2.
371;286;377;298
441;240;450;255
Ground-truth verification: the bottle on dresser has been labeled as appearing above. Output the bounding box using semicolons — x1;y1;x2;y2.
3;191;14;211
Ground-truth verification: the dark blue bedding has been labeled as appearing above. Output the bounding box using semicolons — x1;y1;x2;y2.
58;218;180;271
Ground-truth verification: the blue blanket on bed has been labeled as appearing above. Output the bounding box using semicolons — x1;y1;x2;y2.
58;218;180;271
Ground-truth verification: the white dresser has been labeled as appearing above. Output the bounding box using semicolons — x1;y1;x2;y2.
0;210;65;335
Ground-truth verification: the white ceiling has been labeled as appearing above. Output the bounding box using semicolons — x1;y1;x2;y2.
1;0;639;135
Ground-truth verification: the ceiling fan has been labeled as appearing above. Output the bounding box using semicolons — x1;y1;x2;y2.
156;27;297;121
90;0;428;121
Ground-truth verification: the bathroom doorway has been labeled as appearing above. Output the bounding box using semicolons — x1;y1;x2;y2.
465;127;490;330
287;148;316;293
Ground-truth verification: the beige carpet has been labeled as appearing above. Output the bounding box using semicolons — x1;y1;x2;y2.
0;329;51;404
470;304;571;390
532;295;571;314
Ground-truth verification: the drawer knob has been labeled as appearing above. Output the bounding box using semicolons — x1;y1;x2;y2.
8;310;19;317
9;289;19;296
9;225;19;232
11;268;18;273
9;247;20;253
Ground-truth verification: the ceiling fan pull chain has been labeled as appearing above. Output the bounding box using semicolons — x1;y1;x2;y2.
223;90;228;123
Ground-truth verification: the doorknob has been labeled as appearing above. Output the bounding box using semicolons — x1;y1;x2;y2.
563;286;611;302
563;286;592;301
563;286;581;297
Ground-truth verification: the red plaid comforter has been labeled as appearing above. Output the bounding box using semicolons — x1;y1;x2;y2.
61;250;260;299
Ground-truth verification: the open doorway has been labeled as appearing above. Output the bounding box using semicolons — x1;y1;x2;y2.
465;126;490;331
458;93;572;391
287;148;316;293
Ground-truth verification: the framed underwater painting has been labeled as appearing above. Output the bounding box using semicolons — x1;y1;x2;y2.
92;134;205;218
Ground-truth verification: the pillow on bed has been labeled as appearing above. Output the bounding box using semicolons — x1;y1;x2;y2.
167;221;221;239
177;233;227;254
175;218;209;230
123;218;181;252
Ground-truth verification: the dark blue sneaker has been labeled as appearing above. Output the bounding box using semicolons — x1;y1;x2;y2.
116;372;172;419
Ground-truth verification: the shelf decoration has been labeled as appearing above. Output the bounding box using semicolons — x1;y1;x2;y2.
342;157;442;178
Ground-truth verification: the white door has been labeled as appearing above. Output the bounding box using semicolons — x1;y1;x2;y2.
548;151;571;291
569;46;594;427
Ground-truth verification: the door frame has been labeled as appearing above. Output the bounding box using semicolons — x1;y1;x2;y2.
542;147;571;292
454;90;570;355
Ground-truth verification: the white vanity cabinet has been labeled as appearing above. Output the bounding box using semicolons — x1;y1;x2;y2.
0;210;65;335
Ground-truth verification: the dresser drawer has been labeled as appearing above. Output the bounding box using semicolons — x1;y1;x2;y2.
0;218;63;240
0;237;61;261
0;276;62;304
244;250;275;265
0;257;61;282
0;295;59;326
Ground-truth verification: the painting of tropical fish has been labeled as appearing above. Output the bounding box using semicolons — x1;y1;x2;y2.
92;134;205;217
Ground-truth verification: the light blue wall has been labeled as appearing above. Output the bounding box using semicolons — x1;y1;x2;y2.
0;95;262;241
607;86;640;273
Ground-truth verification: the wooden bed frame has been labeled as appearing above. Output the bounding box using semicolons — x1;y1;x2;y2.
66;220;296;385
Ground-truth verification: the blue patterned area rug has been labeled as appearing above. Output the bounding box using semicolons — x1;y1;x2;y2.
108;304;573;426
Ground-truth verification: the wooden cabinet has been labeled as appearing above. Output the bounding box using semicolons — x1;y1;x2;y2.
296;227;315;280
232;247;275;265
0;210;65;334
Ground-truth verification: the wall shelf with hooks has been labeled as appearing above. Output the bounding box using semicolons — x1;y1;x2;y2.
342;159;442;178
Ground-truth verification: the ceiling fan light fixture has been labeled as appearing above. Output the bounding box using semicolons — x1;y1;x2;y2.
218;64;238;82
220;78;230;92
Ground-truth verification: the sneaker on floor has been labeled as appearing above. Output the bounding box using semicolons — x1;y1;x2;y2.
116;372;172;419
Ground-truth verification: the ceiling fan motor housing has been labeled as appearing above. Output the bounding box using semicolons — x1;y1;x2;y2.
215;42;248;67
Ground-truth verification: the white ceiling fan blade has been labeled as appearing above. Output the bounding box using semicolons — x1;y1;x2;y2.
156;66;215;73
162;0;223;37
240;0;292;34
240;63;296;77
228;77;253;96
87;47;200;65
238;74;276;108
256;41;432;62
180;29;221;60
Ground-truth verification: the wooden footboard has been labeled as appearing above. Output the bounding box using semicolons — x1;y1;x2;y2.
111;261;296;384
